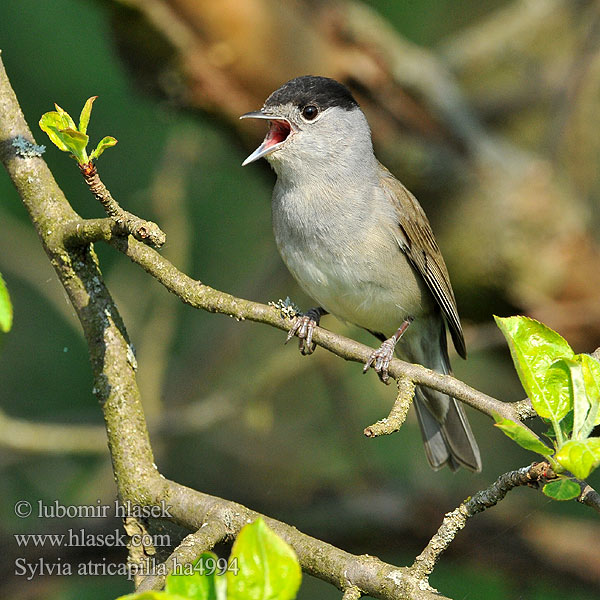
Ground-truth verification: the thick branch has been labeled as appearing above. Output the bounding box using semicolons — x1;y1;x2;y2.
147;477;448;600
0;53;158;503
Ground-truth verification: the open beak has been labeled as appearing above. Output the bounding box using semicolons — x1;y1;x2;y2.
240;111;293;166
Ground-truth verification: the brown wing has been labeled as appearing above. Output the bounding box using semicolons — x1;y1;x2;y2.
378;164;466;359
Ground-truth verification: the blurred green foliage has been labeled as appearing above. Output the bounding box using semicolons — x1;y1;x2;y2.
0;273;12;333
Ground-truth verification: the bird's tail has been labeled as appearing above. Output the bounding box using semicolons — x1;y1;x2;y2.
409;321;481;472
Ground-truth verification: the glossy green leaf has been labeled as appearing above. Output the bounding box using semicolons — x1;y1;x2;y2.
493;415;552;455
0;273;13;333
580;354;600;428
542;358;573;423
555;438;600;479
79;95;97;134
542;478;580;501
558;411;574;439
90;135;117;160
165;552;218;600
53;103;77;129
495;316;574;420
39;112;71;152
58;127;89;164
227;518;301;600
564;357;590;440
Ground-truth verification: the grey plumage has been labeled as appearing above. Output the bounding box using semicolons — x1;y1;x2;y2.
241;76;481;472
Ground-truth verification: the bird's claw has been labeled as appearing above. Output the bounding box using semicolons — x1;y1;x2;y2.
286;314;317;355
363;339;396;384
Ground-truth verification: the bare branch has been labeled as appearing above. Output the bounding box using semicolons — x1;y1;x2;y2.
578;483;600;515
364;376;415;437
65;223;532;427
0;407;106;453
342;586;362;600
156;477;449;600
78;162;166;247
124;516;158;589
410;462;585;581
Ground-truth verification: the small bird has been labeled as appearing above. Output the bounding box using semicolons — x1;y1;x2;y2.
241;76;481;472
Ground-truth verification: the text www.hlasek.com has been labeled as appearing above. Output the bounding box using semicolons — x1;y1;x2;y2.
15;530;172;581
14;529;169;548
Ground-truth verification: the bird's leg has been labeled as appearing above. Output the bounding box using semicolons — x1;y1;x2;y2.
363;317;414;384
285;307;328;355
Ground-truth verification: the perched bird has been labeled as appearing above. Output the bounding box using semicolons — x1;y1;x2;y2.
241;76;481;472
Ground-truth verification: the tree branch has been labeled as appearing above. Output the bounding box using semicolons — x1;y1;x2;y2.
1;48;597;600
364;376;415;437
78;162;166;247
0;53;448;600
411;462;555;581
61;216;537;428
0;407;106;453
136;519;230;592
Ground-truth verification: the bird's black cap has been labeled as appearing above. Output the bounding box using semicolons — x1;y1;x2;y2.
264;76;359;112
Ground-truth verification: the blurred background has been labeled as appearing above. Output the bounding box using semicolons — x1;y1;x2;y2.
1;0;600;598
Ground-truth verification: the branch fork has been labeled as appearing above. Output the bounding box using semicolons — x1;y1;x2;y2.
79;162;166;247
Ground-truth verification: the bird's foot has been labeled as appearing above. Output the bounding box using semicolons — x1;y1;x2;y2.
363;317;414;384
363;339;397;383
285;307;326;355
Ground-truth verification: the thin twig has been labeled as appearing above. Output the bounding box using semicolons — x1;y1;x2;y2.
410;462;552;580
342;586;362;600
136;519;229;592
578;484;600;515
78;162;166;247
364;376;415;437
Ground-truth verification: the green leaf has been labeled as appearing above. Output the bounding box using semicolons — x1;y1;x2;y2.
39;109;90;163
580;354;600;428
558;411;574;439
39;112;71;152
227;518;301;600
564;357;590;440
495;316;574;421
555;438;600;479
0;273;13;333
542;478;580;501
79;96;97;134
165;552;218;600
54;103;77;129
58;127;89;164
90;135;117;160
542;358;573;424
493;415;552;455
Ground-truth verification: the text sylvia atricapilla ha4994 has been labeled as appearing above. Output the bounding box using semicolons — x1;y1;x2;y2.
241;75;481;472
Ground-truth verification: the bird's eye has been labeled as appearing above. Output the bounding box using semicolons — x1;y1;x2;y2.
301;105;318;120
